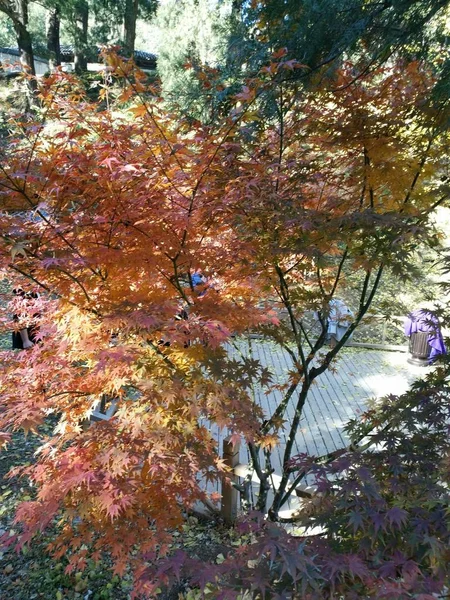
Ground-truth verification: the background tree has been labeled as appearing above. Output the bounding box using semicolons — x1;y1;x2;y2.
123;0;139;55
228;0;450;86
0;0;158;77
154;0;235;121
46;4;60;70
0;10;17;46
155;0;450;121
0;0;35;75
88;0;157;52
70;0;89;73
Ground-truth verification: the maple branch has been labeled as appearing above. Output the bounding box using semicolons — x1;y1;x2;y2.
139;130;190;203
270;263;385;516
359;269;372;309
167;258;191;306
262;447;276;508
312;264;384;380
363;146;374;209
45;391;92;400
9;232;99;308
247;441;272;512
274;80;284;194
49;90;188;213
279;378;447;511
298;320;314;351
330;247;349;298
330;54;382;93
5;227;97;306
53;267;92;304
190;76;270;204
316;266;326;298
97;68;192;206
6;264;100;316
310;311;328;356
22;122;49;197
283;254;307;276
358;177;366;208
261;380;299;436
269;378;311;518
274;264;307;372
270;335;298;368
7;264;53;295
402;136;434;207
172;76;280;264
146;340;183;376
279;462;320;508
115;63;188;177
279;417;388;509
425;194;449;214
0;174;104;282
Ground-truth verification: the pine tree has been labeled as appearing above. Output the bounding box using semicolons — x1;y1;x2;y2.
155;0;234;121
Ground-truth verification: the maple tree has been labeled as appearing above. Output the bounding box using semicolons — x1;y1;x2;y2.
144;364;450;599
225;56;450;516
0;52;277;583
0;47;448;597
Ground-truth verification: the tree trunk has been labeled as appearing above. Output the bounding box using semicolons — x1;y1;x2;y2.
5;0;37;103
123;0;139;57
3;0;35;77
46;6;61;71
73;0;89;74
14;19;35;76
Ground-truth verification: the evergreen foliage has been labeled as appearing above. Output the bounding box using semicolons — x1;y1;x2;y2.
0;0;158;63
154;0;450;120
155;0;235;121
238;0;450;73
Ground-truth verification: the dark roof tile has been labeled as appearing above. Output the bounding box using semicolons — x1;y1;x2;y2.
60;45;157;68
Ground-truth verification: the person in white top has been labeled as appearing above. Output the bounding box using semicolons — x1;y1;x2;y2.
326;298;354;348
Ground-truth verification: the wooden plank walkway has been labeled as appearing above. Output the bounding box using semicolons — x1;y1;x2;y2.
207;339;431;512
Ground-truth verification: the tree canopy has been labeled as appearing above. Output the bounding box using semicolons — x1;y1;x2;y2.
0;2;449;597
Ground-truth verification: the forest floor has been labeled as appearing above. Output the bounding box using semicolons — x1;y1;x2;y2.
0;410;230;600
0;420;230;600
0;420;136;600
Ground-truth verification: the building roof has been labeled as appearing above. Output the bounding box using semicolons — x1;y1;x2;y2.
0;46;157;70
60;46;157;69
0;47;20;57
0;47;47;62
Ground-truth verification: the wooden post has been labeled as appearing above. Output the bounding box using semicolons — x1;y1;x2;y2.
221;437;241;524
381;319;388;344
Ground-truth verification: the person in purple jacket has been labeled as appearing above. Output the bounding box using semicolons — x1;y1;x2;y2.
404;308;446;363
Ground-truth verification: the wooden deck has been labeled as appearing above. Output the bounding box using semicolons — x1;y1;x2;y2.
207;339;431;512
237;340;426;458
